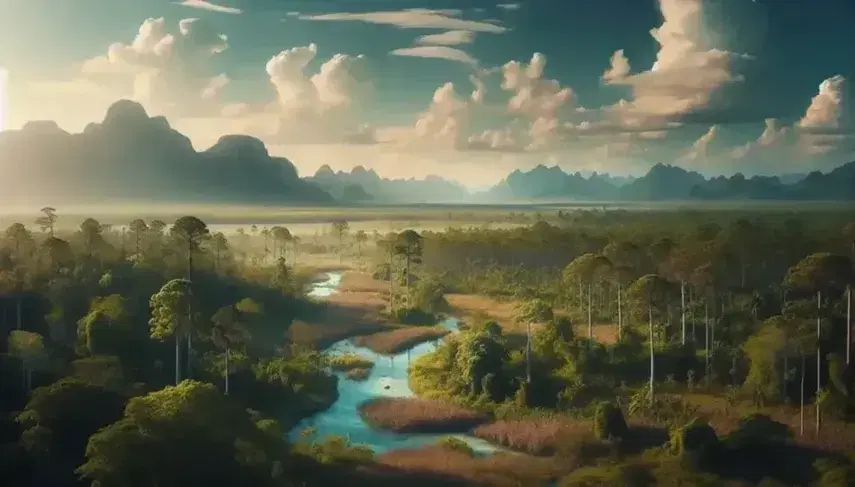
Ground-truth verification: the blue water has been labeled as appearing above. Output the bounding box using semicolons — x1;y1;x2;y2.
290;272;500;455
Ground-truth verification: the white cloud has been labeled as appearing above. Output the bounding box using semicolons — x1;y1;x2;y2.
174;0;242;15
263;43;374;144
798;75;846;131
602;0;745;129
677;125;718;165
416;30;476;46
299;9;507;33
497;3;521;10
79;17;229;116
390;46;478;66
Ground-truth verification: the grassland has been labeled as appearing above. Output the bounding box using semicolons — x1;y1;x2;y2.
352;327;450;355
359;398;490;434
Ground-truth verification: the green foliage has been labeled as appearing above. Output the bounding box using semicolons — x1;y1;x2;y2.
149;279;194;340
436;436;475;456
77;294;131;356
741;323;787;405
77;381;288;487
726;413;793;449
328;353;374;371
593;401;629;440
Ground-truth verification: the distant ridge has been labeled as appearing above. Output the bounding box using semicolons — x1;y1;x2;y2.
478;162;855;202
306;165;468;203
0;100;333;206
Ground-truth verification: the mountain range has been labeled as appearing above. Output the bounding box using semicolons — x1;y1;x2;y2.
2;99;853;206
479;162;854;202
0;100;332;206
306;165;468;203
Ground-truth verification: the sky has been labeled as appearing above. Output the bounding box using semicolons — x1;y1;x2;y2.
0;0;854;187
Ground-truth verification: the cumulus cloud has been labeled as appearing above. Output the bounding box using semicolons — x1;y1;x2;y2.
798;75;847;132
263;43;374;144
299;9;507;33
174;0;242;14
405;80;483;149
416;30;476;46
497;3;521;10
677;125;719;165
390;46;478;66
79;17;229;116
602;0;746;129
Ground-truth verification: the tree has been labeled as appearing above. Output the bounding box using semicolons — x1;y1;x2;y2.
79;218;106;258
149;279;194;384
270;226;292;262
211;305;251;395
395;230;424;308
8;330;47;391
3;223;33;330
77;381;288;487
456;326;510;399
209;232;229;272
354;230;368;262
128;219;148;259
40;237;74;274
563;253;610;339
742;322;788;407
784;253;854;434
35;207;57;237
170;216;210;279
628;274;671;406
331;219;349;263
515;298;554;383
77;294;131;356
17;378;125;482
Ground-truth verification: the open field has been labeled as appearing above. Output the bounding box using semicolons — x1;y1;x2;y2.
352;326;450;355
362;446;568;487
360;398;489;434
447;293;620;345
5;200;853;234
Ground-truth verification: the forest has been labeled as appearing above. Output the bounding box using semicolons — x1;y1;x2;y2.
1;205;855;486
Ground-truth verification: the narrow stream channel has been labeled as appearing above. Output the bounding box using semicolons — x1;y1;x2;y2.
289;272;500;456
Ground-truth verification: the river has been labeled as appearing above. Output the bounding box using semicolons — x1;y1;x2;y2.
288;271;500;456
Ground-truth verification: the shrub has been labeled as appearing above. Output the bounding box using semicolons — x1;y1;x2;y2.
328;353;374;371
726;413;792;449
593;401;629;441
394;307;438;325
436;436;475;457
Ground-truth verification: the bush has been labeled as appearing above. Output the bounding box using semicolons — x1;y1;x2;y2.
436;436;475;457
593;401;628;441
668;419;720;469
328;353;374;371
393;307;438;325
726;413;792;449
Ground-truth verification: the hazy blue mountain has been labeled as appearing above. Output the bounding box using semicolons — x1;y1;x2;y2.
481;161;855;202
307;165;468;203
481;164;624;201
0;100;333;206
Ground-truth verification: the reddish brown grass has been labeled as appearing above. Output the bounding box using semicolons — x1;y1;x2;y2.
359;398;490;434
472;418;593;456
352;326;450;354
363;446;567;487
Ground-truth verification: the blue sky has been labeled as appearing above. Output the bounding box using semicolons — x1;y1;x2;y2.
1;0;854;186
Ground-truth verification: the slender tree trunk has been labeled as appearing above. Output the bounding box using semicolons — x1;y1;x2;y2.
847;285;852;365
16;296;22;330
587;282;593;339
389;246;395;313
649;305;655;407
705;301;710;384
175;336;181;384
800;354;806;436
816;290;821;434
187;333;193;379
680;280;686;345
617;282;622;341
406;255;411;308
526;321;532;383
224;347;230;395
578;277;583;314
783;354;788;402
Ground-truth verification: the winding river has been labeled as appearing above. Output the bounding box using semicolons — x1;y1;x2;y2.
289;272;500;456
